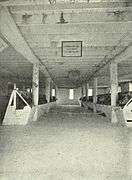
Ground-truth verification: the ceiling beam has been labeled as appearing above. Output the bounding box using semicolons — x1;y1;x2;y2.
0;1;131;10
10;6;132;16
18;22;132;37
112;42;132;63
0;36;8;52
85;35;132;82
10;7;132;26
0;6;53;80
0;64;31;82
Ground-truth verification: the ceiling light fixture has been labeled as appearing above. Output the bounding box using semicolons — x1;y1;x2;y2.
68;70;80;82
22;13;32;23
57;12;68;24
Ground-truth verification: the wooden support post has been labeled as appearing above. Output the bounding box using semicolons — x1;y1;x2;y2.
83;84;86;97
13;83;16;109
32;63;39;106
50;80;53;100
82;84;86;97
45;78;51;103
110;61;118;106
81;86;83;97
55;85;58;100
93;78;97;113
110;61;118;123
85;83;89;100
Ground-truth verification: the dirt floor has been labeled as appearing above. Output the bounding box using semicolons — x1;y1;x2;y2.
0;105;132;180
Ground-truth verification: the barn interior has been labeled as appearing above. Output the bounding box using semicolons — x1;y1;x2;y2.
0;0;132;179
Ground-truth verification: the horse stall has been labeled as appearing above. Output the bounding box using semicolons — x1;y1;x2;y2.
122;98;132;127
82;99;132;127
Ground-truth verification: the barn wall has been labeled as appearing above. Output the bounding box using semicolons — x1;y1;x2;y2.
57;87;82;105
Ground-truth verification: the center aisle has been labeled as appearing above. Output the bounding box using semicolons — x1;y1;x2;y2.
0;105;130;180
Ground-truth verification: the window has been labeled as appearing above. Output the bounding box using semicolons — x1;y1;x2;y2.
118;86;121;93
52;89;55;96
69;89;74;100
88;89;93;96
27;88;30;93
129;83;132;92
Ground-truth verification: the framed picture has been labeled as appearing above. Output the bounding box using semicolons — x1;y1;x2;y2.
61;41;82;57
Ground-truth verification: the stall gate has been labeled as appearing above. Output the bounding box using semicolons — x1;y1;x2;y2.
123;98;132;127
3;88;31;125
82;101;132;127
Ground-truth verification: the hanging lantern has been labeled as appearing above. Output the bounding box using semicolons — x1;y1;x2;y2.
68;70;80;82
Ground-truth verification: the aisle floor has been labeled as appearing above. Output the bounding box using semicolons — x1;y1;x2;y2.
0;105;131;180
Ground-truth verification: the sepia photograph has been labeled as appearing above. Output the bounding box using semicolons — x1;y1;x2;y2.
0;0;132;179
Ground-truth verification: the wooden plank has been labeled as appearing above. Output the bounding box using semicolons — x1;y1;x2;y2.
11;7;132;25
84;37;132;82
1;1;131;10
16;90;30;106
112;42;132;63
32;63;39;106
19;22;132;36
0;7;51;78
0;37;8;52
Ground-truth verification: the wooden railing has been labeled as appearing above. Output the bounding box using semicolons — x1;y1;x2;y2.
82;100;132;127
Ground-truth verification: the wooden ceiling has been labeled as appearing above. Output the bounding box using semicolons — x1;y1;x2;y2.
0;36;8;52
0;0;132;88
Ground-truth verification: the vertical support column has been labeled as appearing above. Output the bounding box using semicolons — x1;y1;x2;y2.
55;85;58;100
50;80;53;98
93;77;97;113
82;84;86;97
45;77;51;103
39;85;45;98
110;61;118;123
85;83;89;100
110;61;118;106
13;83;16;109
32;63;39;106
81;85;84;97
83;84;86;97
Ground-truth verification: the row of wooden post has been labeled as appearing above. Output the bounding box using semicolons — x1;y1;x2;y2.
32;63;58;106
12;63;58;108
33;61;118;120
81;61;118;122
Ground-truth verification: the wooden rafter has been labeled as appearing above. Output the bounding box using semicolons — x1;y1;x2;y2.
0;6;55;82
84;35;132;82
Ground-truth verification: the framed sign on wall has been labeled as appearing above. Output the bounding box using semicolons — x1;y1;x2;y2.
61;41;82;57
